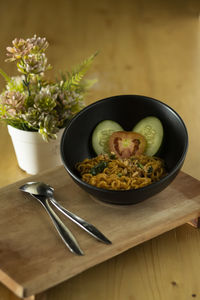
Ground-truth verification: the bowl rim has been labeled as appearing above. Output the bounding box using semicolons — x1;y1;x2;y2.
61;94;189;194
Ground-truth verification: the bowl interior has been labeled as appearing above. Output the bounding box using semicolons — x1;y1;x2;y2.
61;95;188;176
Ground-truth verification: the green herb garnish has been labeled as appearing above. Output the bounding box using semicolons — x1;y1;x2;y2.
137;162;144;169
90;161;108;176
148;166;153;173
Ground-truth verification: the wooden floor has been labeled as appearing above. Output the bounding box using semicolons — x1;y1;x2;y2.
0;0;200;299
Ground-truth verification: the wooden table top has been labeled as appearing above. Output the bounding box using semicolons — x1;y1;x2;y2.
0;0;200;299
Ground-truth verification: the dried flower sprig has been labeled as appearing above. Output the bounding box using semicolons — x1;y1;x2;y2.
0;35;97;141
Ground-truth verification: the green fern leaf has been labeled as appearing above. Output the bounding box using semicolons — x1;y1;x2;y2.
0;68;11;83
63;51;98;90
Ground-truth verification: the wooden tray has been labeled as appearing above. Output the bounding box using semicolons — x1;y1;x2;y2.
1;167;200;298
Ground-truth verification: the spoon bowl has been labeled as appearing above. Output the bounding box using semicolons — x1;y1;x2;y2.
20;181;54;197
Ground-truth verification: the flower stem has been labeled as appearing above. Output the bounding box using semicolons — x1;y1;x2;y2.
23;74;31;97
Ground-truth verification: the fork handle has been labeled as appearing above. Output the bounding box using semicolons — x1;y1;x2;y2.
42;198;84;255
49;197;112;245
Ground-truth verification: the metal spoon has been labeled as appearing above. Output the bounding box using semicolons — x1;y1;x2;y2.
19;182;112;244
19;184;84;256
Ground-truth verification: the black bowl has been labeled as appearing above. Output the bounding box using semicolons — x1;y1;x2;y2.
60;95;188;205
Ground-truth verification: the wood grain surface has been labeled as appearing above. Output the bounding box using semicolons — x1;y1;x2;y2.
1;169;200;298
0;0;200;299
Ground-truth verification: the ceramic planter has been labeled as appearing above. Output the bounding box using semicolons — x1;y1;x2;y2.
8;125;64;175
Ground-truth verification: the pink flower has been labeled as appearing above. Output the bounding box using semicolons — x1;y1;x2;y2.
6;38;33;62
1;91;26;116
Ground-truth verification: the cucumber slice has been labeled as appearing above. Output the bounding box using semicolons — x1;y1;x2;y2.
92;120;123;155
132;116;163;156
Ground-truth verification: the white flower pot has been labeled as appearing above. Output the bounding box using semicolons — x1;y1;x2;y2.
8;125;64;175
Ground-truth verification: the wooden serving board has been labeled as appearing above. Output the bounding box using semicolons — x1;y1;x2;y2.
1;167;200;299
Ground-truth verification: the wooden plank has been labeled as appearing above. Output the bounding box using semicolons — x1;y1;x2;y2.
1;168;200;298
35;223;200;300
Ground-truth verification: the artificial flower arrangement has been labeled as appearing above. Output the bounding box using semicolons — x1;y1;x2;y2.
0;35;97;141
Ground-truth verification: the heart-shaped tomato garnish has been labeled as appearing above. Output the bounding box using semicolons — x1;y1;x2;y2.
109;131;146;158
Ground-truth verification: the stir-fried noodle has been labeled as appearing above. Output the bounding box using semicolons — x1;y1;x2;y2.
76;154;166;190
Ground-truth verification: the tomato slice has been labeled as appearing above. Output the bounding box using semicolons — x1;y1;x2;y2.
109;131;146;158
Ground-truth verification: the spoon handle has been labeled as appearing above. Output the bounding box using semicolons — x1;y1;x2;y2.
33;195;84;255
49;197;112;245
